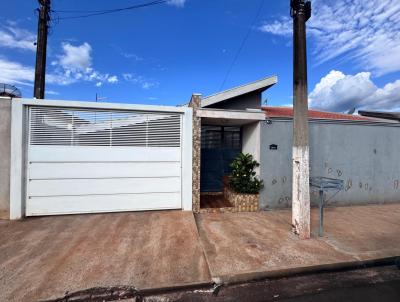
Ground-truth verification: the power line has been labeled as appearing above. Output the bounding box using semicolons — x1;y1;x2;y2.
54;0;168;20
55;0;167;20
54;0;166;13
54;9;115;13
219;0;265;90
57;0;158;13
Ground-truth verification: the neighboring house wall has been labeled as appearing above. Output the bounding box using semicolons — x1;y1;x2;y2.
205;91;261;110
0;99;11;219
260;119;400;209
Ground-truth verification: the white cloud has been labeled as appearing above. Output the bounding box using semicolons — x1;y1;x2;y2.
309;70;400;112
0;58;34;86
59;42;92;71
122;52;142;61
0;42;118;89
122;73;135;81
46;90;59;96
123;73;158;89
46;72;78;86
51;42;118;87
107;75;118;83
259;17;291;36
259;0;400;76
141;82;155;90
110;45;143;61
0;25;36;51
167;0;186;8
1;40;120;89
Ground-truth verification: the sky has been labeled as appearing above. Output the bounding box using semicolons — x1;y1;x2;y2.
1;0;400;112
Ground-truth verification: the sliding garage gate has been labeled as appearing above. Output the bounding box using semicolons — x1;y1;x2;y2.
26;106;184;216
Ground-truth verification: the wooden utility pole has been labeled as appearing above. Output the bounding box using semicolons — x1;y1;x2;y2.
34;0;51;99
290;0;312;239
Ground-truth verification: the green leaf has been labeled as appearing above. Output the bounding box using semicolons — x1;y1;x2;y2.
228;152;263;194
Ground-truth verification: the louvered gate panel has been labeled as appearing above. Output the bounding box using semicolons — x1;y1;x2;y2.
29;107;181;147
26;106;183;216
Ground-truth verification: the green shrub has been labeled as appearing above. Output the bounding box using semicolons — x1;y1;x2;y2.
229;153;263;194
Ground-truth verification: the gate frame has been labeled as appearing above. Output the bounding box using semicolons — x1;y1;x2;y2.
10;99;193;219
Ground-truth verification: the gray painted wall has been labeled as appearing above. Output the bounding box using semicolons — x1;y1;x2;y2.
0;99;11;219
207;91;261;110
260;119;400;209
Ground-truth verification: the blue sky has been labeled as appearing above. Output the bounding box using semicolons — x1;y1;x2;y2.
1;0;400;112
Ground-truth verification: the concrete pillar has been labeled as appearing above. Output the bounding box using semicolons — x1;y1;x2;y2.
188;94;202;213
242;122;261;176
0;98;12;219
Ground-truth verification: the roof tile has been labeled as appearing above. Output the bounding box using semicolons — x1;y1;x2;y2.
262;106;372;121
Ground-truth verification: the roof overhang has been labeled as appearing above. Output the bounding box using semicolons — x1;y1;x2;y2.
358;110;400;122
201;75;277;108
197;108;265;126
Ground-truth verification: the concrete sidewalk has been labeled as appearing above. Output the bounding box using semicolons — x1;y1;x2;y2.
0;204;399;301
0;211;211;301
196;204;400;284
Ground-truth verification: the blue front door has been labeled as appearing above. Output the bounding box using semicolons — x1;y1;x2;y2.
200;126;241;192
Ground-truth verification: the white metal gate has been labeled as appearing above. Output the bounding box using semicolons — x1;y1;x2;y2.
26;106;183;216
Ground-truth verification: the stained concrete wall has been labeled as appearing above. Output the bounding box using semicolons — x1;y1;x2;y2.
260;119;400;209
0;98;11;219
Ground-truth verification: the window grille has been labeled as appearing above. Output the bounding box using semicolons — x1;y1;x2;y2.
201;125;241;150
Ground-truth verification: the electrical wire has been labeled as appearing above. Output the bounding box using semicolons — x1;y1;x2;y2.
219;0;265;90
54;0;169;20
54;0;154;12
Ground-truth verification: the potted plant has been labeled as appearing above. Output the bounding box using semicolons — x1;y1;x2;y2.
226;153;263;212
229;153;263;194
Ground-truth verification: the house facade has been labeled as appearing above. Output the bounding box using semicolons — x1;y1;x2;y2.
188;76;400;213
260;108;400;209
1;75;400;219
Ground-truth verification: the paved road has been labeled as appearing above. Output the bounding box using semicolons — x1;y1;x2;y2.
281;280;400;302
139;265;400;302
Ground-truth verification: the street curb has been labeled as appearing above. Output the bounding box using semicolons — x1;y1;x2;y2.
212;256;400;285
139;280;214;295
192;213;216;280
138;258;400;295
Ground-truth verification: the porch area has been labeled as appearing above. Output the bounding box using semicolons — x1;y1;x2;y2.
195;107;265;213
